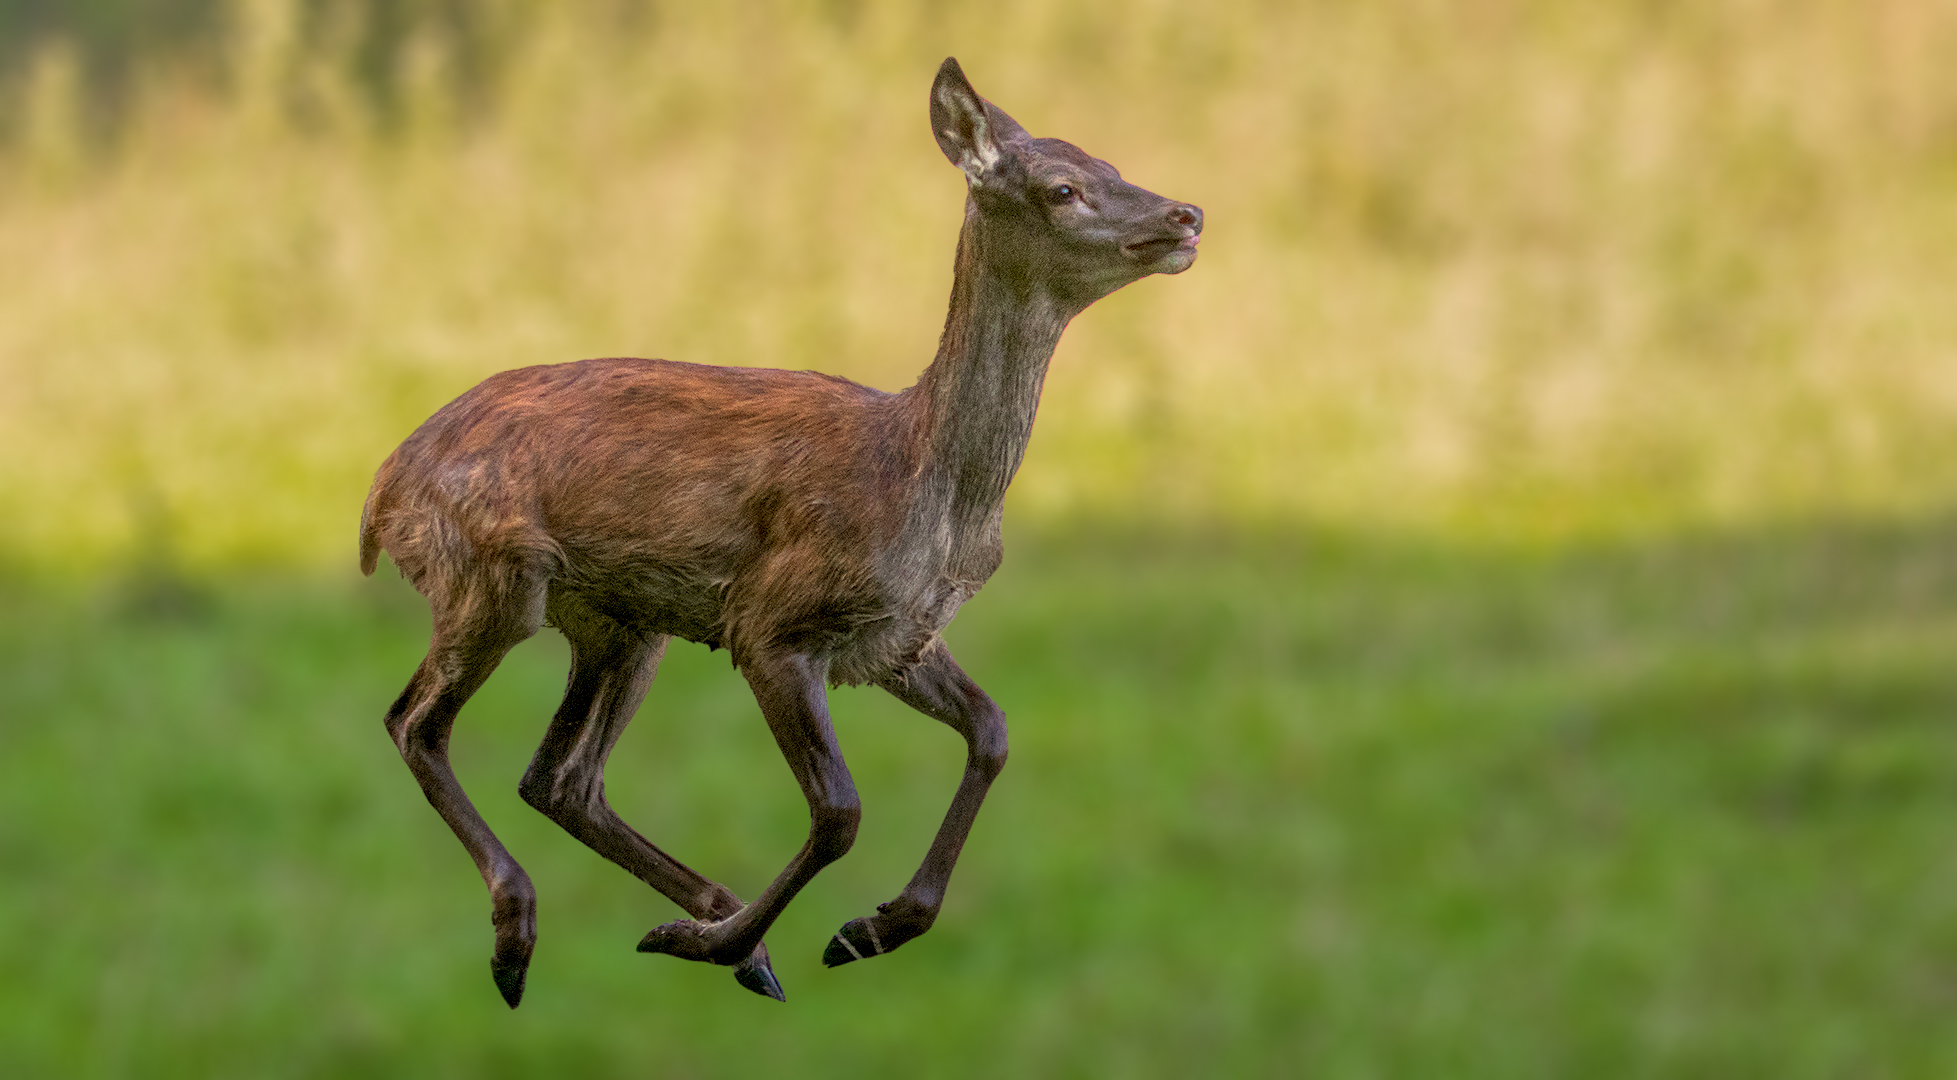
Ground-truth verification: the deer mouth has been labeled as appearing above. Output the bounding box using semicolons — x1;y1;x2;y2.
1121;233;1200;269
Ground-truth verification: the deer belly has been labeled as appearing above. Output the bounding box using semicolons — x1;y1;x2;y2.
553;561;731;646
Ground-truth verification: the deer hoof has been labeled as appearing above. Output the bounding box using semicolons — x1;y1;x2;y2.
489;887;536;1008
733;943;786;1001
822;917;887;967
824;898;937;967
490;940;532;1008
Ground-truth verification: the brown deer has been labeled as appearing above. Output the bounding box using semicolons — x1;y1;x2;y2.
359;57;1201;1006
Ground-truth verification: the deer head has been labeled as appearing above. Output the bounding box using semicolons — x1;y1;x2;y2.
929;57;1203;307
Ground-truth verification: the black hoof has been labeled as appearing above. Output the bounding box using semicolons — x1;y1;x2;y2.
488;877;536;1008
733;945;786;1001
491;953;529;1009
822;918;884;968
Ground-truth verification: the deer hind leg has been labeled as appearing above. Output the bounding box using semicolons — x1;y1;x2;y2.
384;560;547;1008
637;649;861;969
517;597;784;1000
825;642;1007;968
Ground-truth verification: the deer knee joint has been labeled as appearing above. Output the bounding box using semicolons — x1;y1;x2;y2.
392;714;448;760
973;743;1008;782
970;708;1009;780
810;798;861;863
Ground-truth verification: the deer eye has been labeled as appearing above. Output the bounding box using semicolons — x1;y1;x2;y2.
1045;183;1079;205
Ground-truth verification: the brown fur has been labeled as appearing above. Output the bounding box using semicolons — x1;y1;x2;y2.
362;357;927;683
363;57;1202;1005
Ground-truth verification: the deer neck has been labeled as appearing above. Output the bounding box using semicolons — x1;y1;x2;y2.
904;209;1079;546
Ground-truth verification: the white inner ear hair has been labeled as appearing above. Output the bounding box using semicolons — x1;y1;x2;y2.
937;85;999;185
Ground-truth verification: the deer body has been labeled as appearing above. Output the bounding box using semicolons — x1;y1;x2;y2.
361;58;1200;1006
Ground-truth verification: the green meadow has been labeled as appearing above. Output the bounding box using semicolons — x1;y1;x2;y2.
6;526;1957;1076
3;1;1955;1076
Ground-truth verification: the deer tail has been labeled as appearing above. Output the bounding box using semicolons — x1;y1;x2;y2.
358;455;396;577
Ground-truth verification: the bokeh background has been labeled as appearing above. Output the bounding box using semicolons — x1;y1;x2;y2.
3;0;1955;1075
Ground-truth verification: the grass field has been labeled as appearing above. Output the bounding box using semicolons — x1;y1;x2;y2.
4;523;1954;1078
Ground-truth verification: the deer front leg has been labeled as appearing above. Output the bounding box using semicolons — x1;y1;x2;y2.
636;650;861;967
825;642;1006;967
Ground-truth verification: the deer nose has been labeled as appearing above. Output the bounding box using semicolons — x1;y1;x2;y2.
1168;203;1203;233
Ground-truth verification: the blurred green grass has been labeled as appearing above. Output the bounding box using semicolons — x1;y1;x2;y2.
3;523;1953;1077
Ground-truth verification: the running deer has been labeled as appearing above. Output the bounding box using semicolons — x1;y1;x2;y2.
359;57;1202;1006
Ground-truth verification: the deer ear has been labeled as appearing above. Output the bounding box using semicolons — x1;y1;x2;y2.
931;57;1002;185
983;102;1030;148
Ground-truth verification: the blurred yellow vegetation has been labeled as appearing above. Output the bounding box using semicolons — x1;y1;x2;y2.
3;0;1956;569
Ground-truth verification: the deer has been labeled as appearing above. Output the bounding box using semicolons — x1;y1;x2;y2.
358;57;1202;1006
